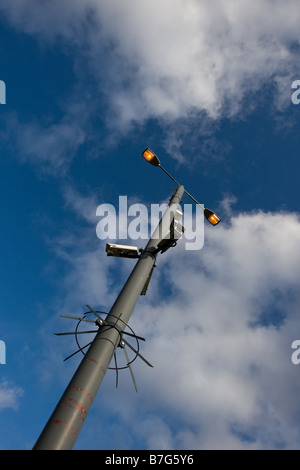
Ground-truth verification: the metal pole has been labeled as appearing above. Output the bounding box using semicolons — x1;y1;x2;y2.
33;185;184;450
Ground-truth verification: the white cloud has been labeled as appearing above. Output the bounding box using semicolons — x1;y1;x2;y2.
1;0;299;128
90;0;300;125
1;92;91;175
0;380;23;412
35;204;300;449
1;0;299;171
17;119;85;174
30;199;300;449
2;0;300;449
63;185;100;224
75;209;300;449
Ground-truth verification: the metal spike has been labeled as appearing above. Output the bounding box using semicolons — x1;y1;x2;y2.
121;331;146;341
122;343;138;392
60;314;96;324
122;337;153;368
63;341;93;362
113;352;119;388
85;304;103;322
55;330;98;336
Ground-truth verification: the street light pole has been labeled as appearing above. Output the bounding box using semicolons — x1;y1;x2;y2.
33;185;185;450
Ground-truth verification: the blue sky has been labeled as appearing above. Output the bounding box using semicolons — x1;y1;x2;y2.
1;0;300;450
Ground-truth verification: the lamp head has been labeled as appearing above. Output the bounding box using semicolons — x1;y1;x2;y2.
142;148;161;167
204;208;221;226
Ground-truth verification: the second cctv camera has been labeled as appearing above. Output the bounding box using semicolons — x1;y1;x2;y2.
105;243;140;259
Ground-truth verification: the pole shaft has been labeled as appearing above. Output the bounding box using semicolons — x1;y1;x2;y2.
33;185;184;450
